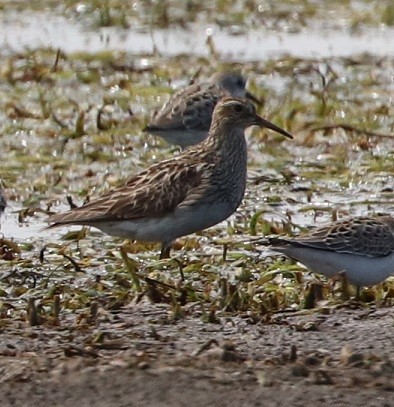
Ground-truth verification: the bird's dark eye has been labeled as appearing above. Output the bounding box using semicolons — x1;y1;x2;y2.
237;78;244;86
233;104;243;112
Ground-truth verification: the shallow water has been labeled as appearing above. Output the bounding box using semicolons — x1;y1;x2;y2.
1;11;394;58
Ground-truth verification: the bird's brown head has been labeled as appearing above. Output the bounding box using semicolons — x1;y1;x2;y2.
211;97;293;139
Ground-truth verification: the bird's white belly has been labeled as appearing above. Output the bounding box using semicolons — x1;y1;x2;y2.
92;204;234;244
277;247;394;286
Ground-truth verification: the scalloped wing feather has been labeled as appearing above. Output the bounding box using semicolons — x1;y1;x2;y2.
278;217;394;257
147;83;227;131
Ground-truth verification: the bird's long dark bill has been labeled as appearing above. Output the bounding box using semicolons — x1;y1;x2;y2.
256;116;293;139
245;91;263;106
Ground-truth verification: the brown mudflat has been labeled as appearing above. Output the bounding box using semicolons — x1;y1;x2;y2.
1;305;392;407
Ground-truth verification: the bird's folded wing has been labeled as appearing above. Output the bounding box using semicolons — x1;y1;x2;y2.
48;159;208;225
271;219;393;257
147;84;225;131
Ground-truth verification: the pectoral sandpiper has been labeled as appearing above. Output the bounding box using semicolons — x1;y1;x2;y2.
48;97;292;258
268;216;394;287
144;71;261;147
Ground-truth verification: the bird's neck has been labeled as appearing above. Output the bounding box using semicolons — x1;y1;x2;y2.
204;120;247;155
